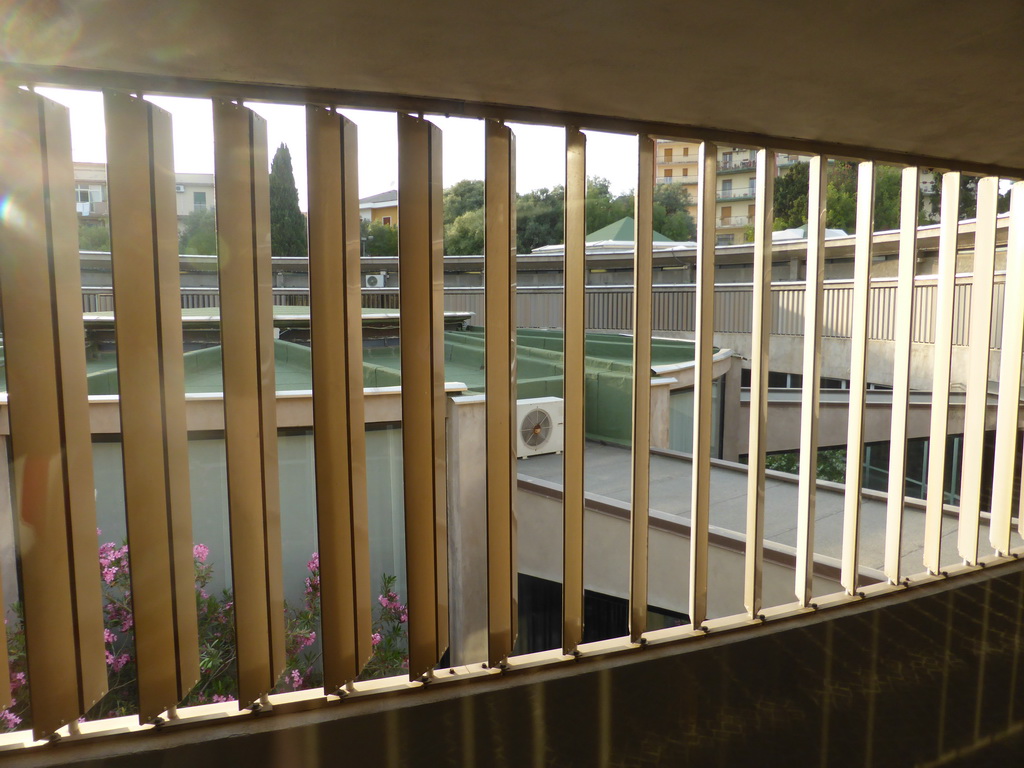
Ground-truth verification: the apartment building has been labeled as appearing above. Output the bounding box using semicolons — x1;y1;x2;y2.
656;141;804;244
73;161;216;231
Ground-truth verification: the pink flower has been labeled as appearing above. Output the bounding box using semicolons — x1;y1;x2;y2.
104;628;117;644
9;672;26;694
371;632;382;646
0;709;22;729
102;566;118;585
288;669;304;690
400;612;408;623
377;595;388;608
193;543;210;563
112;653;131;672
212;694;234;703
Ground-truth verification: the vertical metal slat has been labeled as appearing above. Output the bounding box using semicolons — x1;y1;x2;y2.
104;90;200;721
883;166;920;583
484;119;518;664
398;113;449;677
629;135;654;642
744;149;775;618
841;161;876;595
795;155;828;606
689;141;717;629
213;100;286;705
306;106;373;689
923;172;961;573
958;176;1000;565
0;88;107;737
562;127;586;654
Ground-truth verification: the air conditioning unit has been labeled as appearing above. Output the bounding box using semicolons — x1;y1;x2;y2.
365;272;386;288
175;184;186;193
516;397;564;459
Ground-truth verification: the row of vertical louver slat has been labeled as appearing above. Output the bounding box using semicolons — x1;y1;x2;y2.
0;90;395;737
2;81;1023;743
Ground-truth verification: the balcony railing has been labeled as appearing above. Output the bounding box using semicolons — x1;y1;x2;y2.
1;76;1023;757
717;188;755;200
718;158;756;172
657;154;698;164
717;215;751;227
656;175;696;184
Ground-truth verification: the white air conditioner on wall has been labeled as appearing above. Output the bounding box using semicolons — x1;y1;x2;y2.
175;184;186;193
365;272;386;288
516;397;564;459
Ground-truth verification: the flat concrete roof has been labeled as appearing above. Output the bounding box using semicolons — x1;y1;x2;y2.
516;441;1021;581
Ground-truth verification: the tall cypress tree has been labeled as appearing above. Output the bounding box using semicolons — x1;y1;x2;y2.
269;143;308;257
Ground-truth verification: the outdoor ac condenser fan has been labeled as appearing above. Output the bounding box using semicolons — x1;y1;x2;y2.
515;396;564;458
520;408;552;448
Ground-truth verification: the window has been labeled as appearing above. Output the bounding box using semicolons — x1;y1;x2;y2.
722;151;733;165
682;168;688;177
748;204;755;217
664;147;673;162
721;206;732;219
716;233;734;246
663;168;673;179
75;184;103;203
194;191;207;211
382;216;392;226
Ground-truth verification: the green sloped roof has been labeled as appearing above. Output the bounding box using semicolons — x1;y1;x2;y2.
586;216;673;243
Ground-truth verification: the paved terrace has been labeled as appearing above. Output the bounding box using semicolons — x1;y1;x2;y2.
517;440;1021;581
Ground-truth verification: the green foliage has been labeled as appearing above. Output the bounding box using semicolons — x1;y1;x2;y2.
445;208;485;255
357;574;410;680
652;183;696;241
764;447;849;484
179;208;218;255
1;539;409;732
919;175;1011;223
772;161;810;230
363;219;398;256
269;143;308;258
871;166;903;231
438;176;694;255
78;220;110;252
773;160;903;233
585;177;633;234
515;186;564;253
442;179;485;227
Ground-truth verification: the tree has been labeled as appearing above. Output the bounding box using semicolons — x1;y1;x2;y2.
443;180;485;255
773;160;903;233
179;208;218;255
269;143;307;258
516;186;564;253
363;219;398;256
445;208;485;255
585;177;632;234
773;161;810;230
78;220;111;252
652;183;696;241
443;179;485;227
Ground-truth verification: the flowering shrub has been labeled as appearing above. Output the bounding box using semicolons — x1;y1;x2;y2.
0;537;408;732
359;574;409;680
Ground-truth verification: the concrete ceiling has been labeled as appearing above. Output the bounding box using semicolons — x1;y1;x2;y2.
2;0;1022;173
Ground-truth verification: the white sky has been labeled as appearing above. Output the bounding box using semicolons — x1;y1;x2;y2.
35;87;640;212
